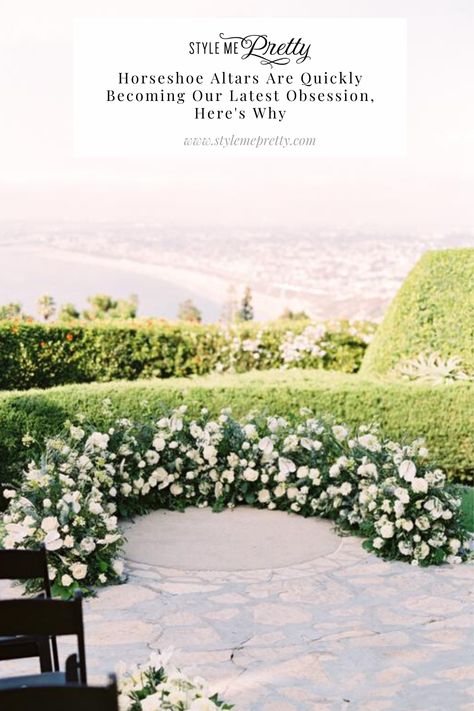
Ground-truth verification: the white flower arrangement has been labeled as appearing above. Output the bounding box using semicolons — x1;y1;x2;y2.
214;320;375;373
117;651;233;710
1;406;470;598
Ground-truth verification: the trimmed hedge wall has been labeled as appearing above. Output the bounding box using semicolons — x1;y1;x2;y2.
362;248;474;376
0;370;472;487
0;320;371;390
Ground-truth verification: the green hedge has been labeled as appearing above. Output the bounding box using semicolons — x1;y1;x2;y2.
0;320;372;390
0;370;472;487
362;248;474;376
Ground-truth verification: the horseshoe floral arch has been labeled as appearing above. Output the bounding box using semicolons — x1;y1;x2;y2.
1;404;469;598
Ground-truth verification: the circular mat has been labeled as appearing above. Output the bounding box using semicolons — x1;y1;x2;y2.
122;506;341;571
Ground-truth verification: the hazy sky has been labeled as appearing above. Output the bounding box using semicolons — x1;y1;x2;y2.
0;0;473;231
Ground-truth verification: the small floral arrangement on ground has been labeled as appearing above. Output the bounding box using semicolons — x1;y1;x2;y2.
1;404;470;597
117;651;233;710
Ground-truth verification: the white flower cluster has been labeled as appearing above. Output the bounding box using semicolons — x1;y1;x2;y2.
2;427;125;597
214;320;375;373
1;407;469;597
280;324;328;364
117;651;232;710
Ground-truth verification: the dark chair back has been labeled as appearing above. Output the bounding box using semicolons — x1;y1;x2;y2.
0;675;118;711
0;592;87;683
0;546;51;596
0;546;59;670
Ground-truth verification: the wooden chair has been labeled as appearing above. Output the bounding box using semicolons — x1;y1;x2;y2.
0;591;87;689
0;546;59;671
0;675;119;711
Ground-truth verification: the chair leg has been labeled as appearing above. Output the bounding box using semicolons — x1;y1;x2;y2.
37;637;53;672
65;653;79;682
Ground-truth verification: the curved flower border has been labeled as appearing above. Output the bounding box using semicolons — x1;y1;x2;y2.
1;405;470;598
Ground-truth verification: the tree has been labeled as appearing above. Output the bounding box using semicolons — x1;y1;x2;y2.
82;294;138;320
279;308;310;321
37;294;56;321
58;302;80;321
237;286;254;322
0;302;23;320
178;299;202;323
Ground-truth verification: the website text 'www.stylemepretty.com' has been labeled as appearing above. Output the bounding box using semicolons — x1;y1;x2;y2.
183;135;317;149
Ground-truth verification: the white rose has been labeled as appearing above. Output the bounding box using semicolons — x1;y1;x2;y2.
358;434;381;452
170;483;183;496
398;541;413;555
416;542;430;560
399;460;417;482
332;425;348;441
449;539;461;553
243;467;259;482
41;516;59;532
152;436;166;452
86;432;109;449
243;424;257;439
402;519;414;532
278;457;296;476
258;489;271;504
80;537;96;554
373;537;385;549
394;487;410;504
70;426;85;440
112;559;124;576
203;445;217;462
380;522;395;539
71;563;88;580
394;500;405;518
258;437;273;454
44;530;63;551
412;478;428;494
61;574;73;587
340;482;352;496
286;486;299;500
274;484;286;498
89;501;103;515
415;515;430;531
329;464;340;478
3;489;16;499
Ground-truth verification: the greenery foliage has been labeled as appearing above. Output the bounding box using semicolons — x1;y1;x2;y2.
362;249;474;376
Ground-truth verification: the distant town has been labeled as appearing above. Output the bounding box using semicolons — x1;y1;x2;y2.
0;222;471;321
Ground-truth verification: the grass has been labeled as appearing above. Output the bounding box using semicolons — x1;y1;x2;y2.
458;486;474;532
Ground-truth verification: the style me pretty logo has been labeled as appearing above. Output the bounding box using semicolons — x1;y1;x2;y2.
189;33;311;67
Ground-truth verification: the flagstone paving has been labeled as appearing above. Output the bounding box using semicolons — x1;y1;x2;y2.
1;523;473;710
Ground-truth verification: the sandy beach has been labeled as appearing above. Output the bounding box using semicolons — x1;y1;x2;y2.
0;244;312;321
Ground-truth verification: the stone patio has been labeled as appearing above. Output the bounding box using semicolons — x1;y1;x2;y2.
1;509;473;710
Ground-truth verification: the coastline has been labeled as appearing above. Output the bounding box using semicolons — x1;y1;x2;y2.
0;243;312;321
